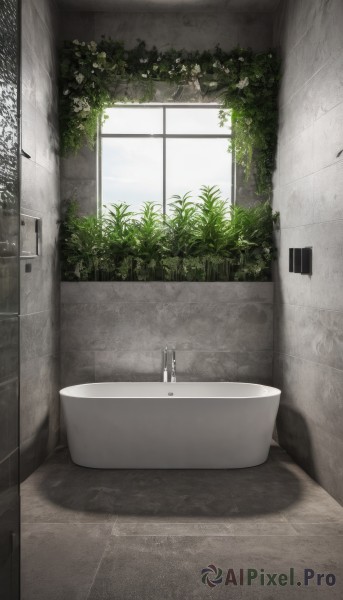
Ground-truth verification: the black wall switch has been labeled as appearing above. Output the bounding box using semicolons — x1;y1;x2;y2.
293;248;302;273
301;247;312;275
289;248;294;272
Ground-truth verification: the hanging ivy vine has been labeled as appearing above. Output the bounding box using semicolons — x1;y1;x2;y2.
59;39;280;195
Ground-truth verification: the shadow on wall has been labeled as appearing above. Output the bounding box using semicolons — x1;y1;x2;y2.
34;445;304;519
276;405;317;486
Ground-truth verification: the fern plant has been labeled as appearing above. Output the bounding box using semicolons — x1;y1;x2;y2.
60;188;278;282
195;186;230;256
163;193;198;258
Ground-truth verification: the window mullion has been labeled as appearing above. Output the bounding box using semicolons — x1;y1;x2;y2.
163;106;166;215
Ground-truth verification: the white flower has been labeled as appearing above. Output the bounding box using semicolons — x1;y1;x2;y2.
157;56;162;62
63;89;70;96
245;117;252;125
209;81;218;88
224;67;230;74
153;64;159;71
175;57;181;64
75;72;85;84
180;65;187;73
98;51;106;59
213;61;221;69
191;63;201;76
88;41;97;52
168;70;174;76
236;77;249;89
139;58;148;64
268;53;273;58
72;39;80;45
73;97;90;114
75;52;81;58
141;73;148;78
81;42;86;46
92;62;100;68
77;124;84;130
193;78;201;91
238;57;245;62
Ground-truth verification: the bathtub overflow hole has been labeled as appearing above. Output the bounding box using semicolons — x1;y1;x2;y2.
168;392;174;396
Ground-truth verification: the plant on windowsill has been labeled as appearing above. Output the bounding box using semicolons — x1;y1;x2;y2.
60;186;279;283
59;40;280;196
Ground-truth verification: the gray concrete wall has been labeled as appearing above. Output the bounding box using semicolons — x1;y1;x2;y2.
60;9;274;52
20;0;60;481
61;282;273;387
272;0;343;504
59;8;275;215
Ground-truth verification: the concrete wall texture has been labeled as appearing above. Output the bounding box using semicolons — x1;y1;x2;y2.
272;0;343;504
60;282;273;388
20;0;60;480
59;9;274;52
59;8;275;215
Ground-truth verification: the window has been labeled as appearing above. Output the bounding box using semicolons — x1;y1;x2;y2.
100;104;233;214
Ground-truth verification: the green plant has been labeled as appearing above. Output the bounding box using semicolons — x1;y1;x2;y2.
60;202;107;280
163;193;198;258
195;186;230;256
59;40;280;195
60;187;278;283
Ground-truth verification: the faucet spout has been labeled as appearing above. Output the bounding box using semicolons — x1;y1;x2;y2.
171;348;176;383
163;346;168;383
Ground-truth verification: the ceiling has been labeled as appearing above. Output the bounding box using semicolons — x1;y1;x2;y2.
58;0;280;13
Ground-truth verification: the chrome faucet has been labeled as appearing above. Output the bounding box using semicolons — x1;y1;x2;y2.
162;346;176;382
163;346;168;383
171;348;176;383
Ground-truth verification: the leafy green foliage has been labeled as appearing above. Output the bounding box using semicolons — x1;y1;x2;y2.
61;186;278;282
59;40;280;195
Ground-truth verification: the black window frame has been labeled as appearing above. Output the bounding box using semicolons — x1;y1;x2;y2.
99;103;235;215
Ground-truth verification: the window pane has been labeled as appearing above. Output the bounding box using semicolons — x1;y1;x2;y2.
166;107;231;135
101;138;163;213
102;107;163;134
166;138;231;205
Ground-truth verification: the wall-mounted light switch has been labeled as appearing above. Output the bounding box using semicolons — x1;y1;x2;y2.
294;248;302;273
289;247;312;275
301;247;312;275
289;248;294;272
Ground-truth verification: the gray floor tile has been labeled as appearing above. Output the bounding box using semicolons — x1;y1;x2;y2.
21;444;343;599
21;492;118;524
225;521;298;536
290;522;343;536
111;522;230;536
87;535;343;599
21;523;112;600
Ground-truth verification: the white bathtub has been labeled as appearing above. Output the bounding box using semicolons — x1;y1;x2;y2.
60;382;280;469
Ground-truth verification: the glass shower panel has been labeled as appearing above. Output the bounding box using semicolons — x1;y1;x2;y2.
0;0;20;598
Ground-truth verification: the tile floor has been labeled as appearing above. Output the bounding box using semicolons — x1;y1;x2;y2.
21;443;343;599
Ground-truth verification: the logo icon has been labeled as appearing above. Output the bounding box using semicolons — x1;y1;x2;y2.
201;564;223;588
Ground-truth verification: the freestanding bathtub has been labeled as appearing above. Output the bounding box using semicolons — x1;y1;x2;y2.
60;382;280;469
